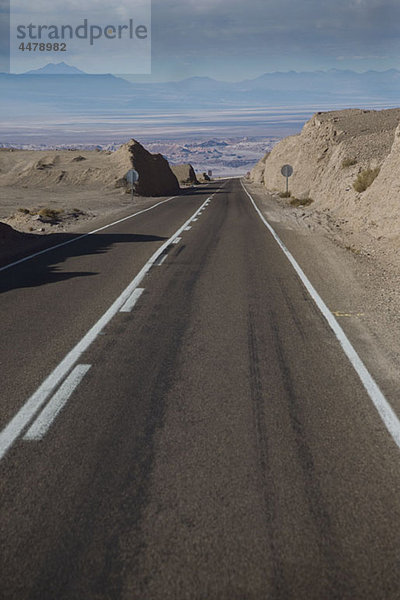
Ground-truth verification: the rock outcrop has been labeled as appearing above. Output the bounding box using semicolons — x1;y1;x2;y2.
0;139;181;197
170;163;199;185
250;108;400;237
111;139;180;196
251;152;269;184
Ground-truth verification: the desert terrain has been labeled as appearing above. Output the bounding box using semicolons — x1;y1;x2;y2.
3;109;400;598
0;138;201;266
250;107;400;273
3;107;400;284
248;107;400;390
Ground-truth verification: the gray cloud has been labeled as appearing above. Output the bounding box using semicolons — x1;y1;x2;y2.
149;0;400;78
1;0;399;78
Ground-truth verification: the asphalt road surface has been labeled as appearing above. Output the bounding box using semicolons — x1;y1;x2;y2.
2;179;400;599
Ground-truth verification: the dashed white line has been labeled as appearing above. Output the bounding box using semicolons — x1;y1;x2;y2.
172;237;182;245
120;288;145;313
0;192;214;461
184;226;192;231
242;180;400;450
24;365;91;441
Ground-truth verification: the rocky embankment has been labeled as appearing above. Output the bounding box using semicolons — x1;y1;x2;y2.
250;108;400;240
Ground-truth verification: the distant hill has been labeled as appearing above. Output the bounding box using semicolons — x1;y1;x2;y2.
25;62;86;75
2;69;400;113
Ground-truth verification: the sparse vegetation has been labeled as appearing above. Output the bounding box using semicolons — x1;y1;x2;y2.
279;191;291;198
342;157;357;168
17;208;30;214
345;245;361;255
290;197;314;207
38;207;63;221
353;167;380;193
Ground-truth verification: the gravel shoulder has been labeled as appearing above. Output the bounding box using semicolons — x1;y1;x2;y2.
245;180;400;414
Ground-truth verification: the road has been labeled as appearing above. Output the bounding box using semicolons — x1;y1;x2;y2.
1;179;400;599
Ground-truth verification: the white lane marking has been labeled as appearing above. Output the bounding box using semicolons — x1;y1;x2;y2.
120;287;145;313
172;237;182;245
0;181;219;274
0;196;178;274
241;180;400;450
192;218;199;222
24;365;92;441
184;226;192;231
0;194;213;461
154;254;168;267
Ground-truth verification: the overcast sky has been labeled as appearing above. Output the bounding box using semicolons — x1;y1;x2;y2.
150;0;400;81
2;0;400;80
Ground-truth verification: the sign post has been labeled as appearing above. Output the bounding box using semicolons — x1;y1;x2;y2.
126;169;139;201
281;164;293;196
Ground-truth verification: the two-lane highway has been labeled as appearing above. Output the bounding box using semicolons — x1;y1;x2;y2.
2;179;400;599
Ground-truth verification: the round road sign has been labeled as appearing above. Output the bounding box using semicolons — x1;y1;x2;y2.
281;164;293;177
126;169;139;184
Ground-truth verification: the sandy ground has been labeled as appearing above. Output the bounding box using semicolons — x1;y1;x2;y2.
245;180;400;401
0;185;138;232
0;146;155;235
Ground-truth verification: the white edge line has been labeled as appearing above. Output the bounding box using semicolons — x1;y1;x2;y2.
0;181;218;274
0;192;215;461
241;180;400;449
0;195;177;274
120;287;145;313
24;365;92;441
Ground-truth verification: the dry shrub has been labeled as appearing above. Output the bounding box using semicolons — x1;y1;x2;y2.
353;167;380;192
290;197;314;207
342;158;357;168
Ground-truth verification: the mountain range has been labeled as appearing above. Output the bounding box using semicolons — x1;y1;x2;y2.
2;65;400;114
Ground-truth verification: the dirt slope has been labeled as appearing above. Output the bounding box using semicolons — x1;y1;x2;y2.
250;108;400;239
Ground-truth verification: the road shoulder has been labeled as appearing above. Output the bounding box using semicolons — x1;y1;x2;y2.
244;180;400;415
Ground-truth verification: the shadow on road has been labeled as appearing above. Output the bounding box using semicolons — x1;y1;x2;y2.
184;183;228;198
0;232;168;294
0;182;231;293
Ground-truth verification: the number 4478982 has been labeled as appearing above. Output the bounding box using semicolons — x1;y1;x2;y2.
19;42;67;51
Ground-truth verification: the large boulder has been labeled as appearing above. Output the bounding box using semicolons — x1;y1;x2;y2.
170;163;199;185
111;139;180;196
